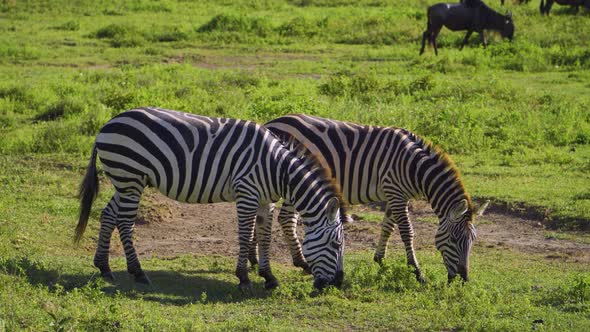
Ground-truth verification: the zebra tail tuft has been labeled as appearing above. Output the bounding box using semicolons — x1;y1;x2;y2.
75;145;99;244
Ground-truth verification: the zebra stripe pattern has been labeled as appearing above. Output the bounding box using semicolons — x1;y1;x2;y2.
263;114;477;282
75;108;346;289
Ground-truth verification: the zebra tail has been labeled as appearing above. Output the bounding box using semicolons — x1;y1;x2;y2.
74;145;99;244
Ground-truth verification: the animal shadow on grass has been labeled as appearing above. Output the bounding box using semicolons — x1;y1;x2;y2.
1;257;272;305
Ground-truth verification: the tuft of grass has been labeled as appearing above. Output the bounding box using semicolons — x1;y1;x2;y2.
53;20;80;31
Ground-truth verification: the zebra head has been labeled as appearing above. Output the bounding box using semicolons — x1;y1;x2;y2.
435;198;477;282
301;196;346;290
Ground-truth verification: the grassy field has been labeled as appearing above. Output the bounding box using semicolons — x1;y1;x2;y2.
1;0;590;330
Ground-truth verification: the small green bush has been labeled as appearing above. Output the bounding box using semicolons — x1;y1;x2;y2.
278;17;323;38
94;24;144;47
79;105;112;136
101;88;137;111
149;26;189;42
95;24;129;39
197;14;272;37
54;20;80;31
35;98;86;121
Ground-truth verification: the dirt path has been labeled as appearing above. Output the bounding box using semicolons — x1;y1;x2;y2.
125;190;590;265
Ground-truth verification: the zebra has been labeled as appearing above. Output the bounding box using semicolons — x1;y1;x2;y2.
259;114;486;282
75;107;347;290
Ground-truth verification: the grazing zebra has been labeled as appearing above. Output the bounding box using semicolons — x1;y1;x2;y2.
75;107;347;290
261;114;484;282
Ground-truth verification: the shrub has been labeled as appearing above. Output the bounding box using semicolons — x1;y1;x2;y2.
95;24;129;39
197;14;272;37
79;105;113;136
94;24;144;47
35;98;86;121
54;20;80;31
101;88;137;111
149;26;189;42
278;17;323;38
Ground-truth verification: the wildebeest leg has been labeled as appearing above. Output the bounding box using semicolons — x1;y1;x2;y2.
460;30;473;50
420;31;429;55
479;31;487;48
540;0;545;14
546;0;554;15
432;29;441;56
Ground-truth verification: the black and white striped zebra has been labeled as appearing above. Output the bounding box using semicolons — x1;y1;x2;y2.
75;108;347;290
262;114;484;282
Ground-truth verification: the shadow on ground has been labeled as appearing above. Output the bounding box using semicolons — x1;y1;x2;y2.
0;257;273;305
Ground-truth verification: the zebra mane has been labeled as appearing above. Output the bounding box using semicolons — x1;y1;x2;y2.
270;130;348;222
398;128;474;221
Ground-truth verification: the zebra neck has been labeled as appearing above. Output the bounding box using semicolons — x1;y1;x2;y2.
282;156;330;220
425;177;467;221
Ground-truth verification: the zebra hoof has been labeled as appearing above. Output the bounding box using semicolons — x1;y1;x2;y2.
416;274;426;284
264;277;279;290
101;271;116;282
133;272;152;285
373;255;384;265
238;282;253;294
248;257;258;268
294;261;311;275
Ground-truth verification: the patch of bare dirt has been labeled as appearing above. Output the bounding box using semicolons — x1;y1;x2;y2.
128;191;590;264
163;53;322;76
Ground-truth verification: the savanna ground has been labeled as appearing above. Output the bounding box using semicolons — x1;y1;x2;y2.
1;0;590;330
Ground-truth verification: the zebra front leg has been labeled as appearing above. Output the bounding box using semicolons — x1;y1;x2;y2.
115;193;150;285
256;204;279;289
373;207;396;265
93;204;117;282
235;198;258;291
278;204;310;274
393;203;425;283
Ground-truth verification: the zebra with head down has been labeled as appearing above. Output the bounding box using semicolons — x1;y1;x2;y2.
75;107;347;290
259;114;487;282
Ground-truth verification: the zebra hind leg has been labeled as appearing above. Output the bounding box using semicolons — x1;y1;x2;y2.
235;197;259;292
115;191;151;285
256;204;279;289
93;203;118;282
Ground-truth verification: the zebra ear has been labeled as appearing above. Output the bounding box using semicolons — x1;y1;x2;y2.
449;199;469;222
474;200;490;217
326;197;340;224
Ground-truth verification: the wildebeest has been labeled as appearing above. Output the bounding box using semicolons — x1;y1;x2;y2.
540;0;590;15
420;1;515;55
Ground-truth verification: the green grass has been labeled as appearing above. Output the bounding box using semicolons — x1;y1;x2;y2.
1;250;589;331
1;152;589;331
1;0;590;329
